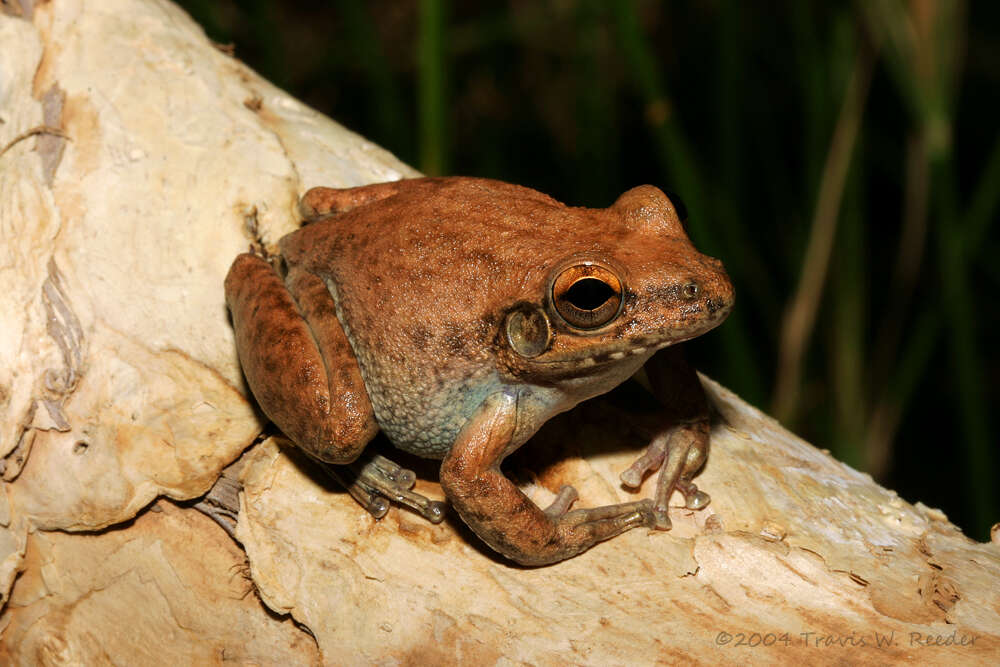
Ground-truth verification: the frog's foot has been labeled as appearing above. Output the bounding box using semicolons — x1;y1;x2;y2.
542;487;657;554
324;453;447;524
676;480;710;510
620;422;710;530
540;499;657;562
542;485;580;519
501;498;658;566
619;433;669;489
649;427;710;529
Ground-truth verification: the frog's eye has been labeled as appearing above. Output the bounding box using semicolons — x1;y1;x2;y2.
551;264;624;330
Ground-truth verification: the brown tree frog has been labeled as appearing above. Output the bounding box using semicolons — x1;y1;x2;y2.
225;177;733;566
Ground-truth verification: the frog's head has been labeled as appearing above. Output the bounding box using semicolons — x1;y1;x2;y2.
497;185;734;384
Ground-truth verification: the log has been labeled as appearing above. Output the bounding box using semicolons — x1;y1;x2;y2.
1;1;998;664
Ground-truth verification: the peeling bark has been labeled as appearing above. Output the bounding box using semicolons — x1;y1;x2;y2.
0;1;998;665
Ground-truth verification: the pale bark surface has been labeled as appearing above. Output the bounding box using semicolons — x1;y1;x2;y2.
1;1;998;665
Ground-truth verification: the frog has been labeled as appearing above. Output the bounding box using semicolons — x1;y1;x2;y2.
224;176;734;566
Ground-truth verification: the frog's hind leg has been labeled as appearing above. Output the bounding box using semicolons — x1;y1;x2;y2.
225;253;378;464
227;254;448;523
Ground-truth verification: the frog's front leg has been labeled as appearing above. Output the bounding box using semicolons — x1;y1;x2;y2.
441;391;656;566
225;253;378;463
620;347;711;529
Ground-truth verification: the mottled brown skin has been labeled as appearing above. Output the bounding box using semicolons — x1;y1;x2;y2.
225;177;734;566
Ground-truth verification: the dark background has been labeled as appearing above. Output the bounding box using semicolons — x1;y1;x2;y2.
176;0;998;540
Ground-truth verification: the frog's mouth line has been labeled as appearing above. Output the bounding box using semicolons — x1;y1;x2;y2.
530;323;715;368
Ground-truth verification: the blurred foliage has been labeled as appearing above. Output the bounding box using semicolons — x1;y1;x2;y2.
177;0;998;539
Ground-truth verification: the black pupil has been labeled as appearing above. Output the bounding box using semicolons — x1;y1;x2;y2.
563;278;616;310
